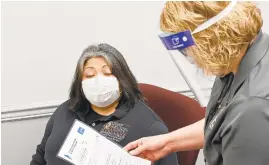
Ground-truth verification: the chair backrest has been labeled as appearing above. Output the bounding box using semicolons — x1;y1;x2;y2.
139;83;205;165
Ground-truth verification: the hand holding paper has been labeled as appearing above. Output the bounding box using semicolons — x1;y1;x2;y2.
58;120;151;165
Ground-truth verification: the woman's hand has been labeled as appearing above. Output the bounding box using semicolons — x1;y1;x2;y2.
124;118;205;161
124;134;172;161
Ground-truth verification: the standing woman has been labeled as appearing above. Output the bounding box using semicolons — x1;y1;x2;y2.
125;1;269;165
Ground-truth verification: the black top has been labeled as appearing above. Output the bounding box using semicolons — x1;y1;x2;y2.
30;100;178;165
204;31;269;165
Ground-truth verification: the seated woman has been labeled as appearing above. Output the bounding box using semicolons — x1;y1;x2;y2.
30;43;178;165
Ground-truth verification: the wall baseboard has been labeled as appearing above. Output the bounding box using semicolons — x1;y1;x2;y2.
1;88;211;123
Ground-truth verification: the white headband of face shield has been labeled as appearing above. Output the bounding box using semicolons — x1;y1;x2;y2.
158;1;237;107
192;1;237;34
158;1;237;35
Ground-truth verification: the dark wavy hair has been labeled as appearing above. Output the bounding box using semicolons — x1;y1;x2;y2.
68;43;144;111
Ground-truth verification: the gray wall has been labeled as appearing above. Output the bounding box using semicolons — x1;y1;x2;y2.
2;1;269;165
2;118;49;165
1;1;214;109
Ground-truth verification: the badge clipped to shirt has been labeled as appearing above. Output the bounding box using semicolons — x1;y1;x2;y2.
57;120;151;165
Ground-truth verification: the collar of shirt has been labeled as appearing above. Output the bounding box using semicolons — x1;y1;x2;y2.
227;31;269;102
205;31;269;119
75;100;132;123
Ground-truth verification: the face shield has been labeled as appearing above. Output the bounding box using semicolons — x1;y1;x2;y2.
158;1;237;107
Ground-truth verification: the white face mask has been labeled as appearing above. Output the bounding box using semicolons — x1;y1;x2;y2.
82;74;120;107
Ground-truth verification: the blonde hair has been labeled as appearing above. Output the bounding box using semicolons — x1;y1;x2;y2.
160;1;263;76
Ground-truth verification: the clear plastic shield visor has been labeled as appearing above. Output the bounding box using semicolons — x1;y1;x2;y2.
158;1;237;107
159;31;208;107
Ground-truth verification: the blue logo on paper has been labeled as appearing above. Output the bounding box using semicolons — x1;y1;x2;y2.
64;154;72;160
77;127;85;135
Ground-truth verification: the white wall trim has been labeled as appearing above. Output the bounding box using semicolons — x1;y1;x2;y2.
1;100;65;113
1;100;64;123
1;88;211;123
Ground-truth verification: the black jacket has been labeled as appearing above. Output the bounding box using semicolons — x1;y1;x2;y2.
204;32;269;165
30;100;178;165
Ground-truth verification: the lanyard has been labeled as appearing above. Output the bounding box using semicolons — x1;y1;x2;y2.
205;73;234;130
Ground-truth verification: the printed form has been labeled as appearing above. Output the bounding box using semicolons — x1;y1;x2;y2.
58;120;151;165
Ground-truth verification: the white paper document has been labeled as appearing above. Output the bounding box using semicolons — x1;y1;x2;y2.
58;120;151;165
